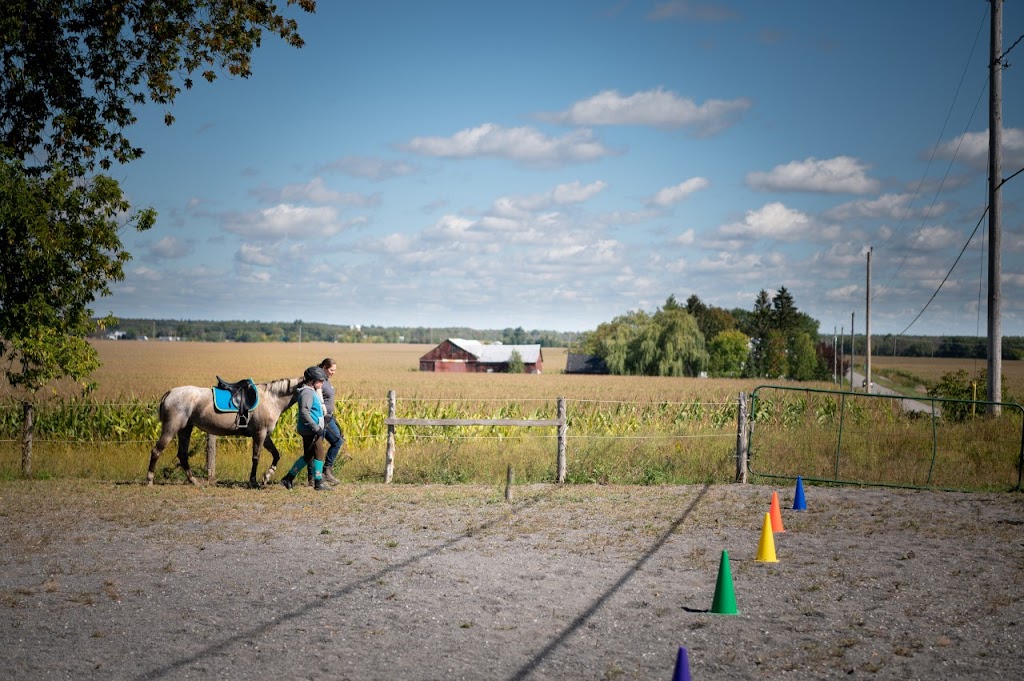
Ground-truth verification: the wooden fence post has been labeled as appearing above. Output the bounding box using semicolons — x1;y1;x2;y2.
556;396;567;484
21;401;33;478
735;392;748;483
384;389;396;483
505;464;514;502
206;434;217;482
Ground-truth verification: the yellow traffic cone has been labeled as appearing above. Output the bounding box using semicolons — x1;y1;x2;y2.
756;512;778;562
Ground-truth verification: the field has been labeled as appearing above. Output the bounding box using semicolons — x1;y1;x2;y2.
1;341;766;487
1;342;1023;491
870;355;1024;400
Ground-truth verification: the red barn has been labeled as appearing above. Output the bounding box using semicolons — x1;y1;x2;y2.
419;338;544;374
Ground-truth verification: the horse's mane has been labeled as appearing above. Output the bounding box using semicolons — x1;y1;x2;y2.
260;377;302;394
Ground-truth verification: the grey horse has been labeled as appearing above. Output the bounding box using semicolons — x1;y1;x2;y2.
147;376;302;487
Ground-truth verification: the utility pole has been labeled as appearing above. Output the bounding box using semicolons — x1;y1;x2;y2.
988;0;1003;415
840;325;845;389
865;247;872;393
850;312;856;391
833;326;838;385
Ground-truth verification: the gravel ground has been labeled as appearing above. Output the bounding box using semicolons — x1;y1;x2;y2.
1;480;1022;680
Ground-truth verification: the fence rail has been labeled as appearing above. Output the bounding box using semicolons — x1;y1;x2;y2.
383;390;568;483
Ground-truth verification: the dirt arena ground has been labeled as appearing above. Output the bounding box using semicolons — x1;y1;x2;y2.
1;480;1022;680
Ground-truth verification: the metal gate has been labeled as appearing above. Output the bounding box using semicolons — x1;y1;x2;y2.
746;385;1024;492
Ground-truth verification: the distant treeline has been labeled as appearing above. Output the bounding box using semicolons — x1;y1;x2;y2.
96;318;1024;361
844;334;1024;360
93;318;575;347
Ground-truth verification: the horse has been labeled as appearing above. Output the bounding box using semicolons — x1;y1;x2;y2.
147;376;302;488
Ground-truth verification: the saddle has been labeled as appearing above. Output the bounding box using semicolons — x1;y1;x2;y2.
212;376;259;428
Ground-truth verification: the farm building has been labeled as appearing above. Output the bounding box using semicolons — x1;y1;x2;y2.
565;353;609;374
419;338;544;373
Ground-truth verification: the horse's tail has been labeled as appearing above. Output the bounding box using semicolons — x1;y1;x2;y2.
156;390;173;422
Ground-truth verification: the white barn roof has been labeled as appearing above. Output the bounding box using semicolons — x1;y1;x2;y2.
448;338;542;364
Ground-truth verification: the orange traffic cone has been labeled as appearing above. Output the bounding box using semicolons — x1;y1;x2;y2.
769;490;785;533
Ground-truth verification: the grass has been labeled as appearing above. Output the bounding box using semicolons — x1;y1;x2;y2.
747;386;1024;491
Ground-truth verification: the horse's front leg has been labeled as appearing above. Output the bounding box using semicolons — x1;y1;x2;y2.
261;435;282;486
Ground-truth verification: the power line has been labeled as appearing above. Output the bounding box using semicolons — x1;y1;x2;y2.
877;6;989;296
896;206;988;337
998;32;1024;63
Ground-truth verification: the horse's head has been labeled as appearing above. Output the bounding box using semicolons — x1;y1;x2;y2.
257;377;304;409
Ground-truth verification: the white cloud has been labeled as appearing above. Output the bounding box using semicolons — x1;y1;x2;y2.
318;155;417;181
826;284;860;301
222;204;348;239
824;193;950;221
933;127;1024;170
551;180;608;204
647;1;739;22
746;156;880;194
719;202;839;242
236;243;275;267
649;177;709;207
910;225;958;251
545;88;750;135
250;177;380;206
148;236;193;259
692;251;784;275
406;124;613;166
673;229;697;245
493;180;608;217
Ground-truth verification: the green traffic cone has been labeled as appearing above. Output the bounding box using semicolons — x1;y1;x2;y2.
711;549;739;615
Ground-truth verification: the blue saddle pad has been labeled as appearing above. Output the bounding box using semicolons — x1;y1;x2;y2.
212;380;259;413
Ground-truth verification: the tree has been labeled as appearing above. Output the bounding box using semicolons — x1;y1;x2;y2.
1;1;316;474
2;1;316;174
583;310;651;375
583;298;707;377
771;286;798;334
1;163;155;388
503;326;529;345
708;330;749;378
507;349;525;374
764;330;789;379
745;290;773;377
694;306;733;342
789;332;819;381
649;304;708;377
684;293;736;342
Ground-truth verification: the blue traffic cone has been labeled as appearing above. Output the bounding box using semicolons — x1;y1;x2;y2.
793;476;807;511
672;646;691;681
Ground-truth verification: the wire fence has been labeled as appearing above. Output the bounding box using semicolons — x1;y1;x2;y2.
2;390;1021;491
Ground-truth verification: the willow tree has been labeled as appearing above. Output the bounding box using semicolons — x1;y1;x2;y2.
0;1;316;475
583;298;708;377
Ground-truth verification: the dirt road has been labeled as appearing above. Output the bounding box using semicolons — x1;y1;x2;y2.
1;480;1022;679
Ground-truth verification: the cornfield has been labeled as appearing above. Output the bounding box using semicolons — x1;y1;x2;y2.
1;341;1021;489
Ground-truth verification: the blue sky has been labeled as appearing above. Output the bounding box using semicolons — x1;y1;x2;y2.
107;1;1024;337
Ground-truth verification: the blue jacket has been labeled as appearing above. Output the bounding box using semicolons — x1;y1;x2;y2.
296;385;325;436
